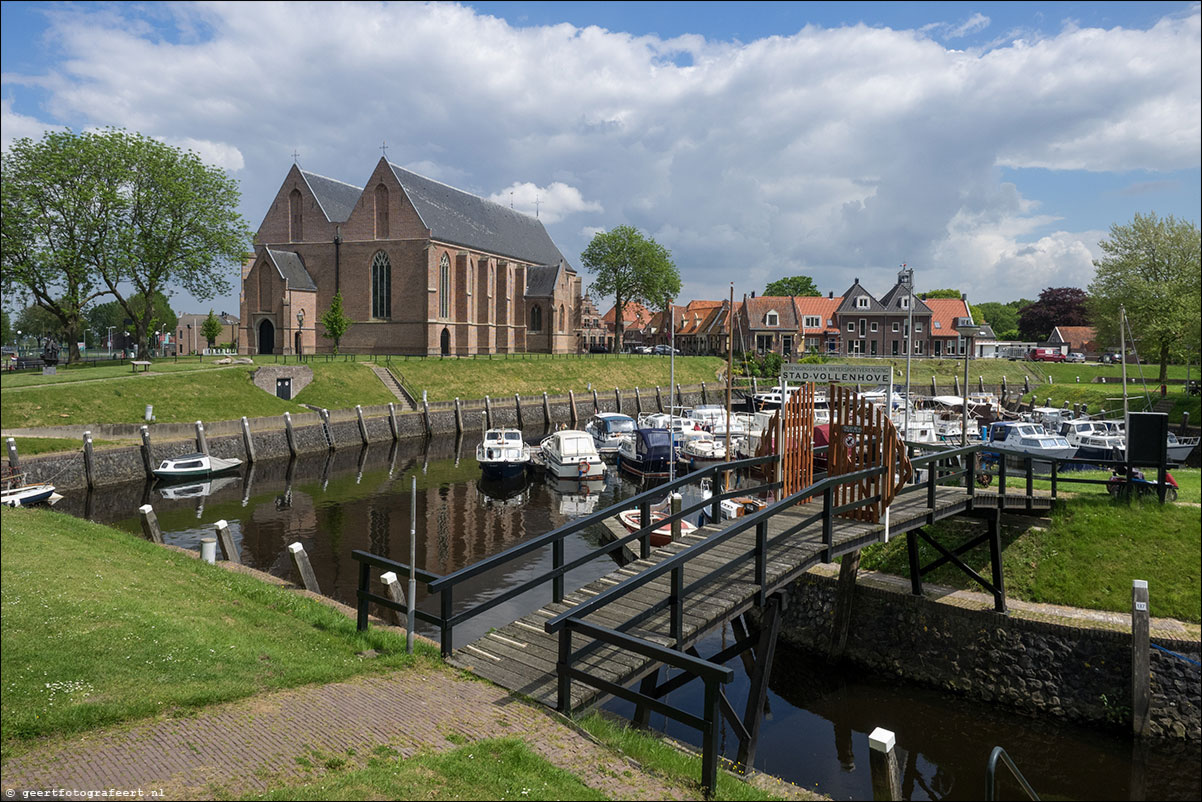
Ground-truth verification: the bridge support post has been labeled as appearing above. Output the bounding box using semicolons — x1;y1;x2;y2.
633;669;659;730
906;530;923;597
987;509;1006;612
829;549;861;662
736;591;787;769
869;727;902;801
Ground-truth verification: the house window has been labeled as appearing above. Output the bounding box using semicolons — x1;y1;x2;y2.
371;251;391;319
892;322;900;332
782;335;793;356
915;341;924;355
856;297;869;309
766;311;778;326
374;184;389;238
870;340;877;355
756;334;773;353
530;305;542;332
289;189;303;242
847;322;855;332
933;321;942;329
439;254;451;318
803;315;820;328
870;322;878;333
915;322;923;332
901;297;909;309
859;318;866;337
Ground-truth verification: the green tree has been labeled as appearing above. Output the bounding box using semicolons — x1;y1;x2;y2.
764;275;820;297
918;288;962;300
320;292;352;355
201;309;224;349
580;226;680;352
1;309;10;347
2;131;116;363
1089;212;1201;383
15;304;67;344
973;302;1020;340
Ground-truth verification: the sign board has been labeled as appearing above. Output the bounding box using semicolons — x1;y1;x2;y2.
780;364;892;384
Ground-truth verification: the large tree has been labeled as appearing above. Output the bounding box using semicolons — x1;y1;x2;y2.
580;226;680;352
973;301;1020;340
1017;287;1089;342
2;131;117;362
764;275;820;297
917;288;962;300
1089;212;1201;382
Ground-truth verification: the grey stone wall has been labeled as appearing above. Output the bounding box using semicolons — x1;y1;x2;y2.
251;365;314;396
775;572;1201;741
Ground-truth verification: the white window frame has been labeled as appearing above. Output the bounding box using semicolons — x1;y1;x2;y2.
901;297;910;309
766;311;779;327
870;322;878;333
892;322;900;332
803;315;820;328
847;321;855;332
856;296;870;309
915;322;923;332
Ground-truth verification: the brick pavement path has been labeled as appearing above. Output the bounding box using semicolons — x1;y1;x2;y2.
1;665;691;800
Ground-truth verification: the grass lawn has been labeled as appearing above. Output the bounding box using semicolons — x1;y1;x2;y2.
390;354;726;402
1034;468;1200;504
0;357;245;389
292;360;397;409
245;739;608;801
0;507;437;756
860;496;1202;623
1015;384;1197;423
6;436;128;456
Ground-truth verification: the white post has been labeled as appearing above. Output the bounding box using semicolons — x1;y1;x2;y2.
200;537;217;565
408;475;417;654
868;727;901;801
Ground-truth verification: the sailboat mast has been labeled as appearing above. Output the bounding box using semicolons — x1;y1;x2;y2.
725;284;734;488
1121;304;1129;427
669;304;676;483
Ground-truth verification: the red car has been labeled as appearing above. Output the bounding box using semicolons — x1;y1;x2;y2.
1028;348;1066;362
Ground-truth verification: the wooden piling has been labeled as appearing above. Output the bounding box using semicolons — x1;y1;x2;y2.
288;542;321;594
423;398;433;436
139;426;155;479
454;398;463;435
670;493;682;540
139;504;164;544
568;390;578;425
829;549;861;662
978;375;984;392
485;395;493;429
214;519;240;564
195;420;209;455
1024;375;1031;394
1132;579;1150;736
514;393;524;429
356;405;369;445
284;412;298;457
868;727;902;801
542;391;552;426
6;437;19;470
953;375;960;395
634;387;643;415
380;570;407;627
751;377;758;398
592;388;599;413
388;402;399;440
82;431;96;490
656;385;664;412
321;408;335;450
614;387;621;414
701;382;707;404
240;417;256;464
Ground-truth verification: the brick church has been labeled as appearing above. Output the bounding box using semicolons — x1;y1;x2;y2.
239;158;582;356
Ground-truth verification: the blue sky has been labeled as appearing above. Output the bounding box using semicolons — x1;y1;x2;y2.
2;1;1199;318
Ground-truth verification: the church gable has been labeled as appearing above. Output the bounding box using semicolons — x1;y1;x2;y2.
256;164;352;245
340;158;430;242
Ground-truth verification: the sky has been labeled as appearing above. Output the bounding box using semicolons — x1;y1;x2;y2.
1;0;1199;319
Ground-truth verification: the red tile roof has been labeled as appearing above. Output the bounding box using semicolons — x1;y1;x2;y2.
1052;326;1098;353
601;301;653;328
793;297;843;334
924;298;971;338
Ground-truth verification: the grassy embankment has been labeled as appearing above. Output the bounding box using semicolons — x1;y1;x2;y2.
860;492;1202;624
0;507;437;756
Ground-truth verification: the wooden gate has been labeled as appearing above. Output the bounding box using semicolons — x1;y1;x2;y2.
756;384;816;500
828;384;912;522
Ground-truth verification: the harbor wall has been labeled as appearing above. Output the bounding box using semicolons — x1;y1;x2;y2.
772;570;1201;741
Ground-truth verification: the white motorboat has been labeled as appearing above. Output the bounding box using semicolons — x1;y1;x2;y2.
688;405;750;438
584;413;636;455
475;428;531;480
679;437;730;470
538;430;606;480
1058;420;1124;462
153;453;242;481
637;412;708;445
1167;431;1200;464
985;422;1077;461
1;482;57;507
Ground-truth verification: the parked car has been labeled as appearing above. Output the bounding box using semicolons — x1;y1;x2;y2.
1066;352;1086;363
587;344;609;354
1027;347;1065;362
652;345;681;355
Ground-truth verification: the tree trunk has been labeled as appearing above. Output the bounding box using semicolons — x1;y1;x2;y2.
65;318;82;364
1159;340;1170;385
614;294;624;353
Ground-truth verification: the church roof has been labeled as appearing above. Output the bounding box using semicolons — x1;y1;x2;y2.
526;262;564;297
299;170;361;224
266;249;317;292
387;162;568;268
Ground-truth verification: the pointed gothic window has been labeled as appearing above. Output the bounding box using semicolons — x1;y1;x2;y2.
439;254;451;318
372;251;391;319
530;305;542;332
374;184;389;238
559;304;566;332
289;189;303;242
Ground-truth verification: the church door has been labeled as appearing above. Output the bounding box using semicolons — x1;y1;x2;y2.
258;319;275;355
440;327;451;356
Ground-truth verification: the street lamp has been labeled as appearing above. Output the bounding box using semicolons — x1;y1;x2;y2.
296;308;305;355
955;320;984;446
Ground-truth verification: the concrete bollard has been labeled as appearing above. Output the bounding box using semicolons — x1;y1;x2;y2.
240;417;256;464
356;405;369;445
454;398;463;435
388;402;399;440
670;493;682;540
485;395;493;429
200;537;217;565
6;437;19;470
139;504;164;544
139;425;155;479
868;727;901;801
288;542;321;594
195;420;209;455
380;570;408;627
1132;580;1150;736
321;408;335;450
514;393;524;429
214;519;240;564
82;431;96;490
568;390;578;426
542;391;552;426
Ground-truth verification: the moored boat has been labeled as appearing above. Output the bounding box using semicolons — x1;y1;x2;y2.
617;428;675;479
617;508;698;547
153;453;242;481
584;413;636;456
538;430;606;480
475;428;531;480
1;482;57;508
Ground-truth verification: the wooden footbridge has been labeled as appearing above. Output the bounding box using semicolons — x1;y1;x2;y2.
354;430;1057;793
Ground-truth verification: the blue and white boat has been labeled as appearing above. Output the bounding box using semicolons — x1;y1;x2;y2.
585;413;636;456
617;428;676;479
475;428;531;480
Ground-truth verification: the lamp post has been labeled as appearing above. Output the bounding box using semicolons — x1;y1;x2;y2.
955;321;984;446
296;308;305;355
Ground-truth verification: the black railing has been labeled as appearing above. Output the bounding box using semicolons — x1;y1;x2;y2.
351;550;443;630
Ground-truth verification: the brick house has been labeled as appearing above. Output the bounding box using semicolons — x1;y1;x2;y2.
601;301;653;350
176;312;239;354
240;159;581;355
1048;325;1099;358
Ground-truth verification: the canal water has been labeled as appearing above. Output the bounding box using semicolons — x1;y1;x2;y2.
55;435;1200;801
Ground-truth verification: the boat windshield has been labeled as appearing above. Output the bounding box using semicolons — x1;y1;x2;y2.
609;419;635;433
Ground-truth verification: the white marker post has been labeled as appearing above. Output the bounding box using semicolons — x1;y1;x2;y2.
408;475;417;654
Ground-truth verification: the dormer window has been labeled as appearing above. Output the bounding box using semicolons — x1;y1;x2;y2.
901;297;909;309
803;315;820;328
766;311;779;327
856;296;870;309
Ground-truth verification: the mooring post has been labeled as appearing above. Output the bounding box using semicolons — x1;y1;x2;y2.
1132;579;1150;737
634;386;643;414
829;549;861;662
288;542;321;594
6;437;19;470
614;387;622;414
200;537;217;565
931;376;937;396
240;416;256;464
655;385;664;412
138;425;155;479
676;383;683;407
543;391;552;427
868;727;902;802
138;504;164;544
283;412;298;457
481;410;488;436
356;405;369;445
751;377;759;398
953;375;960;396
670;492;682;540
701;382;707;404
82;431;96;490
485;395;493;429
568;390;578;425
978;375;984;393
1002;375;1008;398
321;408;335;450
214;519;240;564
388;402;399;440
195;420;209;455
514;393;524;429
454;398;463;435
423;397;433;436
380;570;407;627
592;388;599;413
1181;412;1191;433
1024;375;1031;394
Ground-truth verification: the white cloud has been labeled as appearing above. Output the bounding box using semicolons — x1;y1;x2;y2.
0;97;65;148
1;3;1197;311
157;136;245;171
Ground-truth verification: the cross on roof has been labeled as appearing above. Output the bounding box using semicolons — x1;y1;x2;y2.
292;149;300;164
380;140;389;157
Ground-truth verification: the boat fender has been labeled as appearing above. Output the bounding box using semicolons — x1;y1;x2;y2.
578;459;589;476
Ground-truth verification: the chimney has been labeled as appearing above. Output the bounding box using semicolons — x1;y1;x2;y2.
854;277;859;284
751;291;756;298
828;291;833;299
